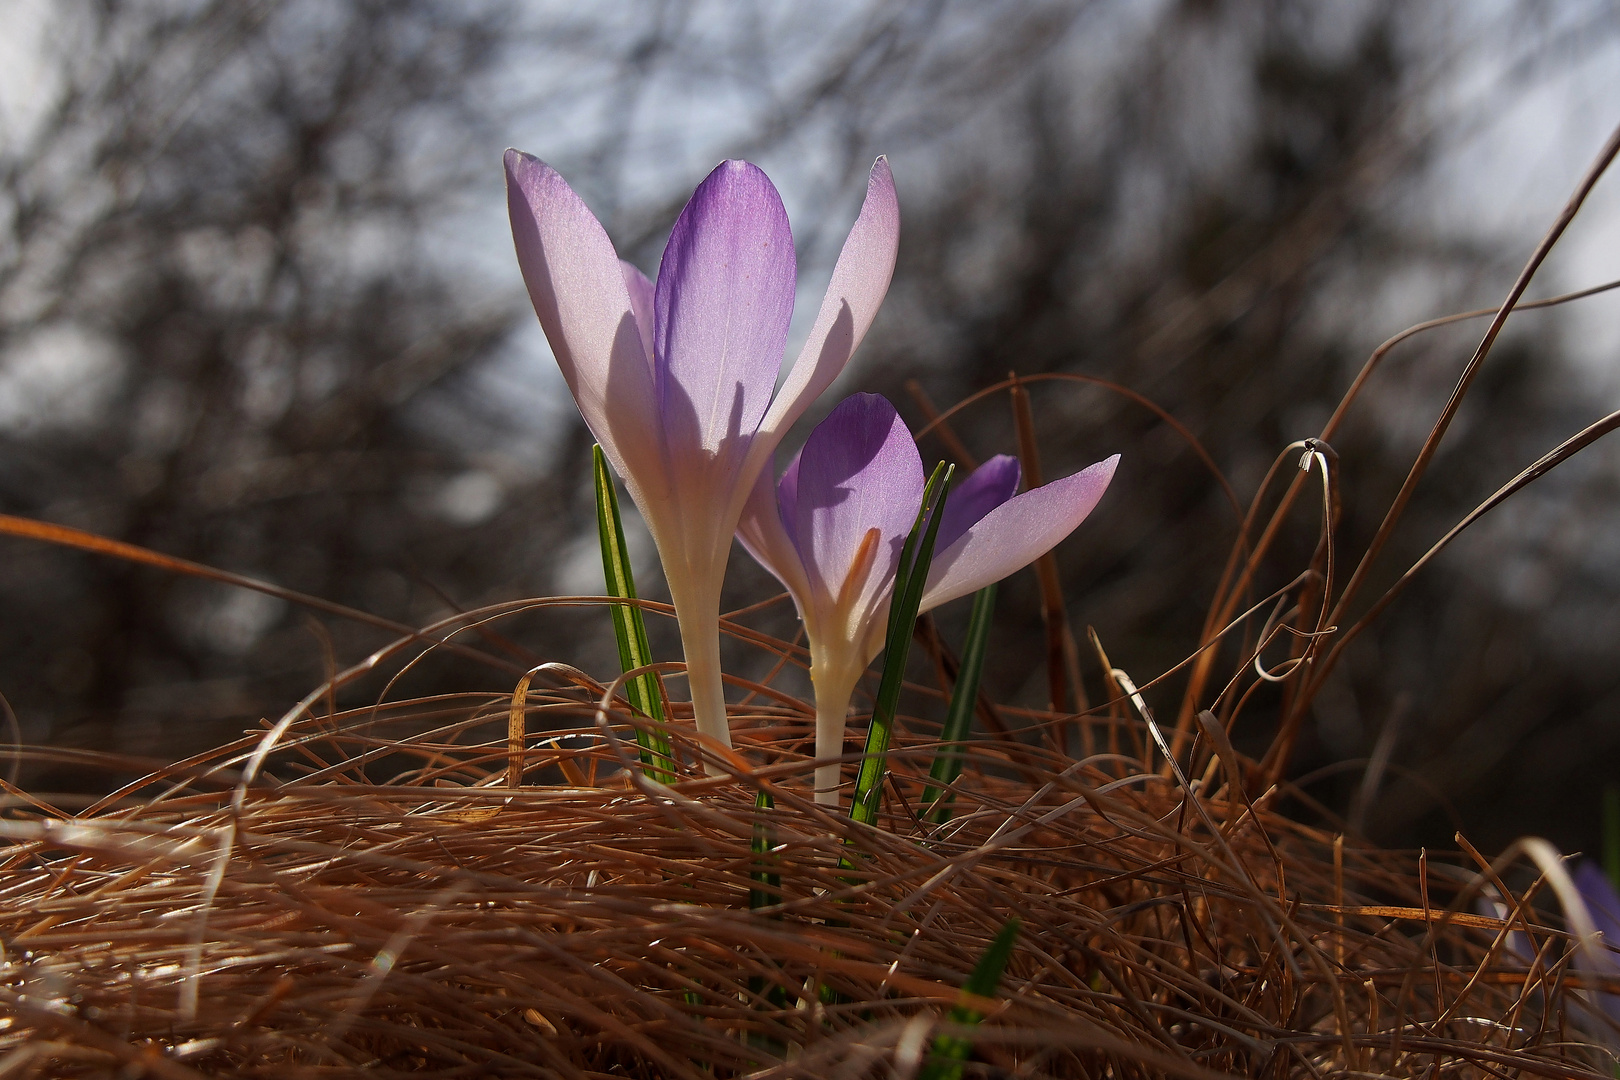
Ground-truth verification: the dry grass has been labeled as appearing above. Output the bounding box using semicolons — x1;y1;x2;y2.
0;655;1613;1078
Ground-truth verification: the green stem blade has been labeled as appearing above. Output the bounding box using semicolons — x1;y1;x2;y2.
922;583;997;824
850;461;954;827
750;789;780;911
747;787;789;1017
920;917;1022;1080
593;444;675;782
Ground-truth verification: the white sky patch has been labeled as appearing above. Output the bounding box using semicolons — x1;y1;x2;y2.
435;469;505;527
0;322;125;432
0;1;54;144
1;2;1614;459
186;587;287;656
1422;12;1620;384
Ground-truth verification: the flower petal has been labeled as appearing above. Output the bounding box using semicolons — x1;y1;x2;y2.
921;455;1119;612
654;160;795;459
735;463;812;608
936;454;1020;551
620;260;656;379
776;446;803;544
505;149;661;489
793;394;922;625
755;158;900;451
1576;861;1620;953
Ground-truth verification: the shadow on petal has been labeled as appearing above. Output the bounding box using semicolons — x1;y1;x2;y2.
602;313;668;501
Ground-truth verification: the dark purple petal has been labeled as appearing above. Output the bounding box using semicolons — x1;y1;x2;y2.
922;455;1118;611
505;149;661;488
936;454;1020;551
793;394;922;615
653;160;795;457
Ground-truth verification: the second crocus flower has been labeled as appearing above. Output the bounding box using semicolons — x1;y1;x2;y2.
1573;860;1620;1028
738;393;1118;802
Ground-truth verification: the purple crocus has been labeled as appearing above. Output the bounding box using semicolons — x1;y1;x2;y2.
1573;860;1620;1026
505;152;899;763
737;393;1118;802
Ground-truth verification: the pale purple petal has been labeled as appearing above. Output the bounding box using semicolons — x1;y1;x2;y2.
1475;892;1533;966
775;447;803;548
756;158;900;450
921;455;1119;612
736;463;812;606
620;261;656;379
936;454;1020;551
1575;861;1620;1020
654;160;795;458
1577;861;1620;956
794;394;922;621
505;149;660;486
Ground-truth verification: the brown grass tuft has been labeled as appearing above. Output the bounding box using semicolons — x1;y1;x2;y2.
0;669;1612;1078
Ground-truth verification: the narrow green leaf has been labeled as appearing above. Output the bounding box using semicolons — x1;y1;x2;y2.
747;787;790;1024
960;917;1020;1001
849;461;954;827
750;789;780;912
921;583;997;823
920;917;1021;1080
593;444;675;782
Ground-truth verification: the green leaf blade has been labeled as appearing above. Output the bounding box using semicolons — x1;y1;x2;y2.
920;916;1021;1080
850;461;954;827
750;788;780;911
922;582;997;823
593;444;675;782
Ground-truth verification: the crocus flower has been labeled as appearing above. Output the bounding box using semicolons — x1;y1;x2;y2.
1572;860;1620;1026
737;392;1117;802
505;151;899;763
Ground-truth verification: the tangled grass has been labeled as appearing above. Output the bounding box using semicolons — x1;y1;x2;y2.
0;651;1614;1078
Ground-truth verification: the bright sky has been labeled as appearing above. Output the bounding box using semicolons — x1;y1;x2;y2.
0;2;1616;433
1423;7;1620;376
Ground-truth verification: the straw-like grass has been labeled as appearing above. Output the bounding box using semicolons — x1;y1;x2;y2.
0;656;1614;1078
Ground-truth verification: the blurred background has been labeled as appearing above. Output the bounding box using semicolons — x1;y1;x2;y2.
1;0;1617;856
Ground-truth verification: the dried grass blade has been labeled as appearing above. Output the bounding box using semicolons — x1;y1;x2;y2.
1320;121;1620;658
1009;373;1085;716
1312;408;1620;684
906;377;980;469
506;670;533;790
0;513;518;673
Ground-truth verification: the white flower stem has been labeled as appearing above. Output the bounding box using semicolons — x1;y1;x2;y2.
675;597;731;775
812;669;860;806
